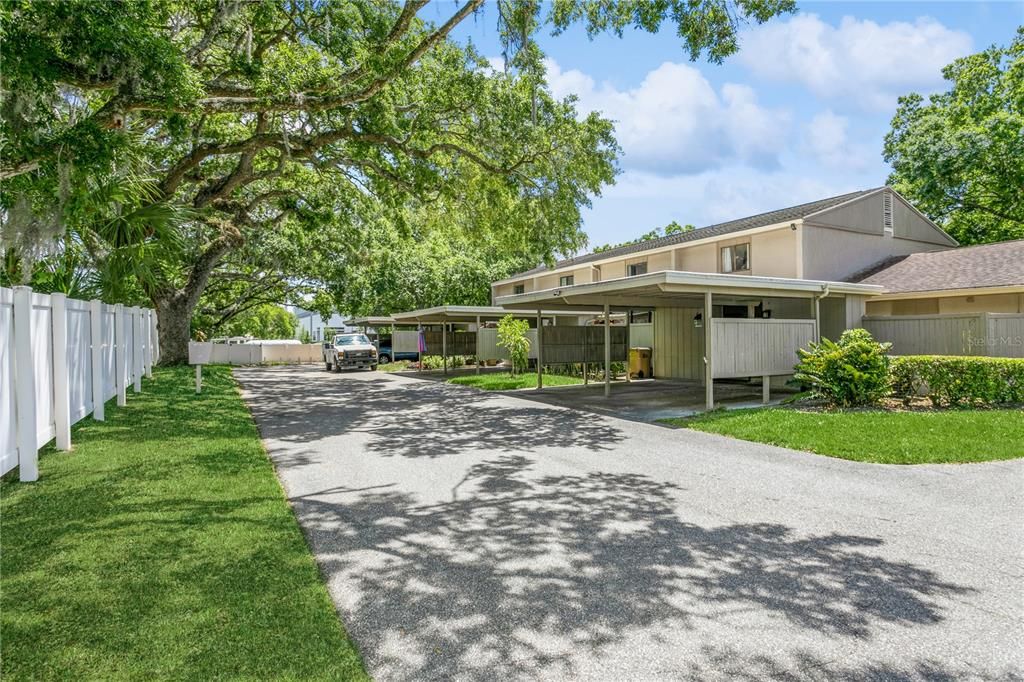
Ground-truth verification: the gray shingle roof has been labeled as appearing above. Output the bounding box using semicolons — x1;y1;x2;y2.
511;187;882;278
854;240;1024;293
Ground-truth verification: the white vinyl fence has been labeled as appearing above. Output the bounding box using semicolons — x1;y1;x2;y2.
1;286;157;481
188;341;322;365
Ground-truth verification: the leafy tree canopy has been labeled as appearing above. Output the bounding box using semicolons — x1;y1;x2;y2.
1;0;794;362
195;302;296;340
884;28;1024;245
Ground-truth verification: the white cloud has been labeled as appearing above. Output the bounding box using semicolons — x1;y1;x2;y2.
545;59;791;175
602;168;850;225
802;110;871;170
737;14;972;110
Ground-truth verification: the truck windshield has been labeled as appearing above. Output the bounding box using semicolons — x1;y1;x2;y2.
334;334;370;346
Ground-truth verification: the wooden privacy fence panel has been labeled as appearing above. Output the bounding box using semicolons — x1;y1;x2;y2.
188;342;322;365
0;285;156;481
541;326;628;365
862;313;1024;358
630;322;654;349
393;330;420;354
421;331;477;356
477;328;539;361
711;318;816;379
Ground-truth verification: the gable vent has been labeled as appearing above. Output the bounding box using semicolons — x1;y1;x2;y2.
882;191;894;234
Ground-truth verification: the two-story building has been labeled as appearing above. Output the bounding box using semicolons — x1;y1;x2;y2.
492;186;1023;403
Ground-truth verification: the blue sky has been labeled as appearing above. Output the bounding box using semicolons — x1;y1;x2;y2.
441;1;1022;252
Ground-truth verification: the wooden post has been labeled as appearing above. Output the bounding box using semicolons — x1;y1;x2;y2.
603;303;611;398
417;323;422;372
132;307;142;393
51;293;71;450
762;375;770;404
13;286;39;481
583;362;588;385
114;304;127;407
625;309;632;383
813;296;821;342
442;321;448;375
475;315;481;374
90;299;105;421
195;364;202;393
704;291;713;411
536;309;543;390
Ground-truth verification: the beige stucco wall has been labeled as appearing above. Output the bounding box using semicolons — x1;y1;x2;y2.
801;224;951;282
866;292;1024;316
750;229;798;278
676;243;715;272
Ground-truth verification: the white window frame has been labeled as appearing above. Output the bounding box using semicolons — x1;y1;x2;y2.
627;261;648;277
720;243;750;273
559;275;574;287
513;284;525;295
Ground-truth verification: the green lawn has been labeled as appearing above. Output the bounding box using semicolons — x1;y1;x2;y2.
0;365;368;681
662;407;1024;464
449;371;584;391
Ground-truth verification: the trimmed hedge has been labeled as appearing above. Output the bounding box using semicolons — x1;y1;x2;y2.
891;355;1024;406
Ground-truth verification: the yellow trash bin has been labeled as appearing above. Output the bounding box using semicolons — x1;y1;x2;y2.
629;347;652;379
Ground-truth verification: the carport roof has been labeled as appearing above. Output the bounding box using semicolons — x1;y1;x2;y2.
389;305;586;323
496;270;884;310
346;316;398;327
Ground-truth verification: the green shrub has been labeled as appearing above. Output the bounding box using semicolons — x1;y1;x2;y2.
794;328;892;407
497;315;530;375
891;355;1024;406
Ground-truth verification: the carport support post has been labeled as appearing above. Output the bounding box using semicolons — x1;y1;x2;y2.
442;322;447;375
475;315;481;374
704;291;714;411
762;375;770;404
536;309;543;389
625;310;631;383
603;303;611;398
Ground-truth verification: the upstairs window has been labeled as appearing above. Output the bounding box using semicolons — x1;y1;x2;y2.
627;261;648;277
559;275;574;287
513;284;525;295
720;243;750;273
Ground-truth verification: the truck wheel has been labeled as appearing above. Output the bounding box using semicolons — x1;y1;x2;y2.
379;354;391;364
325;361;332;371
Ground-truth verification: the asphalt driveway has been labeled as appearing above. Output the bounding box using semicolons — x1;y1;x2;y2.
236;365;1024;681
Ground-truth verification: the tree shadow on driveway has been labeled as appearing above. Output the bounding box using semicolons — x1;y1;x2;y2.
236;367;1010;681
237;368;627;461
291;454;978;680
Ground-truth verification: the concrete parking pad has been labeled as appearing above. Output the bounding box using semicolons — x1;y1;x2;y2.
236;365;1024;681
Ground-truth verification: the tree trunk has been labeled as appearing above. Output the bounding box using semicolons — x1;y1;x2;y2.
151;231;238;365
155;296;193;365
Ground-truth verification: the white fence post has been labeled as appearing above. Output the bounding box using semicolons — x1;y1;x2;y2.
90;299;105;421
143;310;153;379
51;293;72;450
115;304;127;406
150;309;160;367
133;307;142;393
12;286;38;482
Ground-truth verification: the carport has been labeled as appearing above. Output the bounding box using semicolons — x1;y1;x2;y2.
389;306;587;375
496;271;882;409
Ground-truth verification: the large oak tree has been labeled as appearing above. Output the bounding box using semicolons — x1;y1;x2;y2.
2;0;795;362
